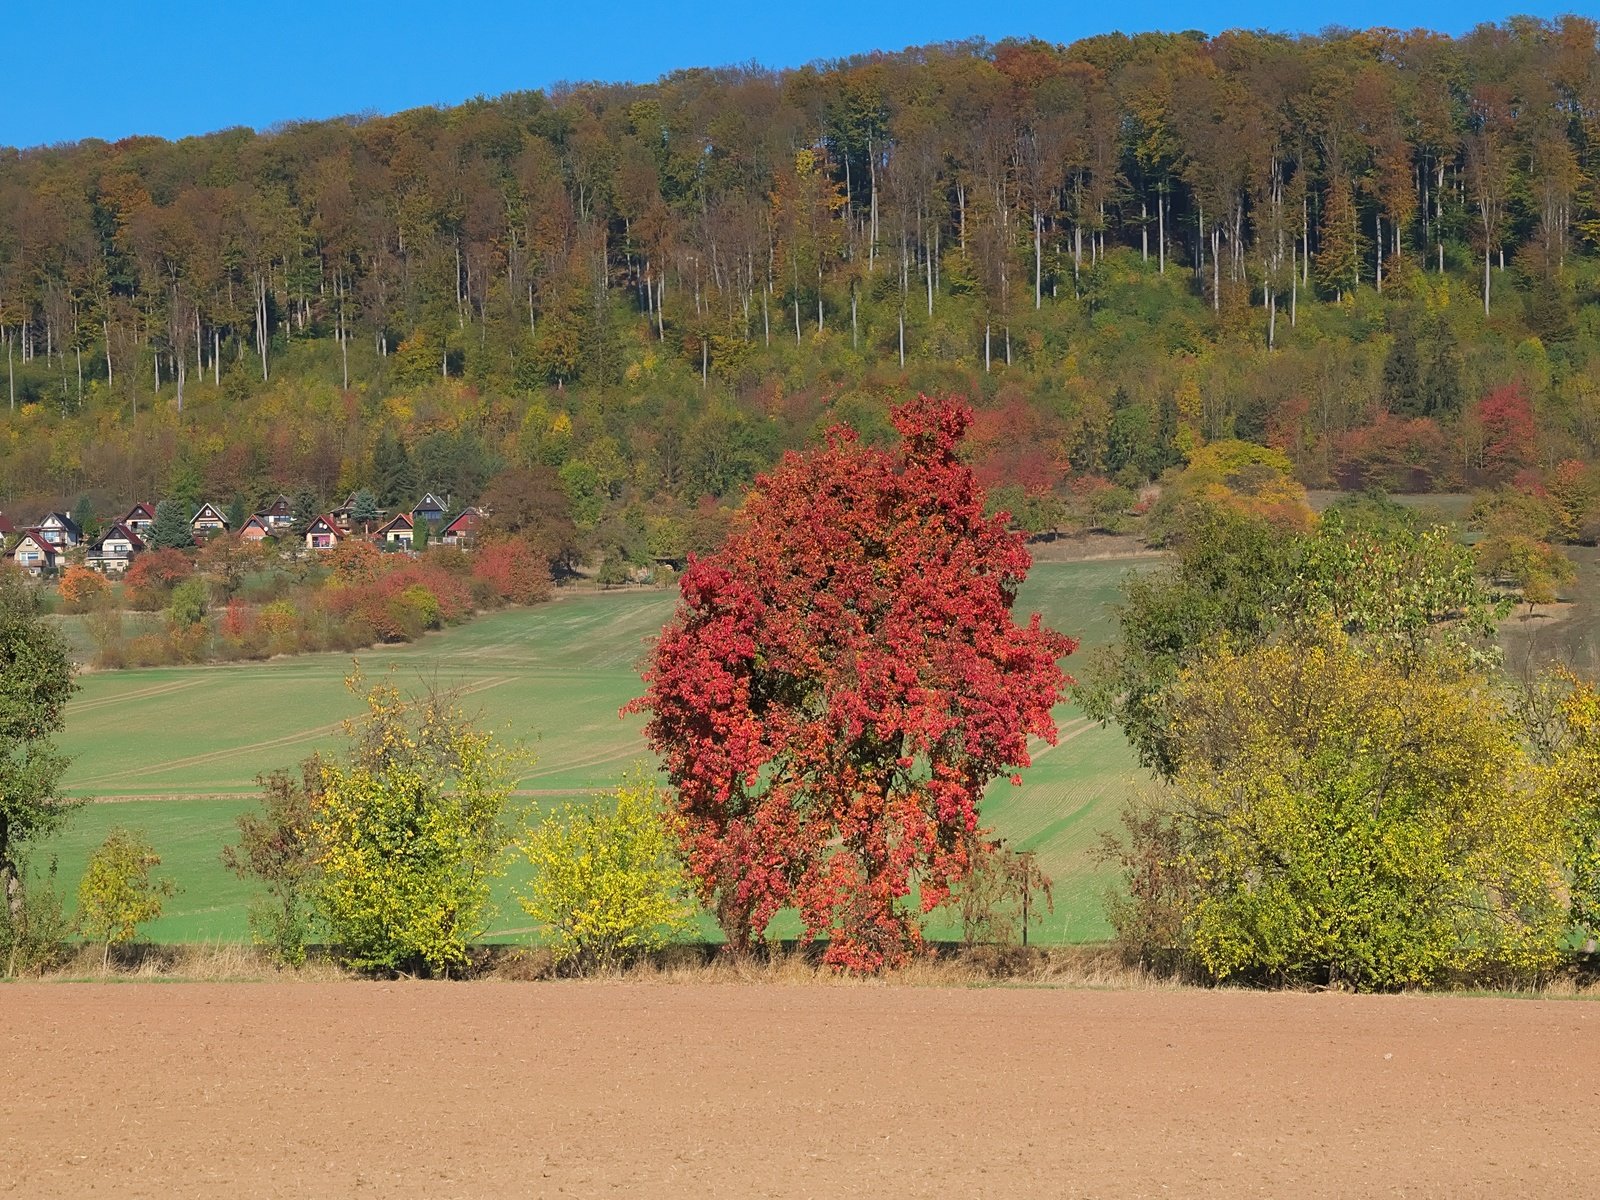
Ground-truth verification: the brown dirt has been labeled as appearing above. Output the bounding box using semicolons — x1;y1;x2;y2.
3;982;1595;1197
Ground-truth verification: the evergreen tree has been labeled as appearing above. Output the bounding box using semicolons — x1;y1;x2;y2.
225;494;249;531
73;496;101;543
372;430;415;509
1421;320;1465;417
290;487;321;537
147;500;194;550
1381;314;1424;416
351;490;380;526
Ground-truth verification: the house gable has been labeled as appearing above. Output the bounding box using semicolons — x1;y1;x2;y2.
191;502;229;530
304;516;343;550
238;515;273;541
122;502;158;531
441;508;483;543
410;493;448;522
37;513;82;545
8;531;59;572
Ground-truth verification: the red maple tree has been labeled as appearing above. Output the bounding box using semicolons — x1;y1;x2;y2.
629;395;1075;972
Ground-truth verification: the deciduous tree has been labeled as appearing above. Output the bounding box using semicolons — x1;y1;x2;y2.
519;777;693;972
310;674;519;976
0;570;77;921
631;395;1075;972
76;828;176;970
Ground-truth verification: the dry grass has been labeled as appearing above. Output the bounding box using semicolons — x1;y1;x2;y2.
33;941;350;983
17;939;1600;999
484;941;1188;990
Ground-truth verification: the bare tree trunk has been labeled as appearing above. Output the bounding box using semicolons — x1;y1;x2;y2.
1034;209;1042;309
1158;189;1165;274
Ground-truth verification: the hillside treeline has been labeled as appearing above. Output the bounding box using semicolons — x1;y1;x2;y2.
4;19;1600;536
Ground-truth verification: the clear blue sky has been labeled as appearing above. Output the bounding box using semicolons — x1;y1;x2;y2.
4;2;1580;148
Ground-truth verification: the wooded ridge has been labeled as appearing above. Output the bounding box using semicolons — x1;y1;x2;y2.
2;20;1598;538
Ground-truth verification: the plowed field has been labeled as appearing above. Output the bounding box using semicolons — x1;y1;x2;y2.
3;982;1594;1197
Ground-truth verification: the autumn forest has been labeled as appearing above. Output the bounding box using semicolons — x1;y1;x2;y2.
3;18;1600;544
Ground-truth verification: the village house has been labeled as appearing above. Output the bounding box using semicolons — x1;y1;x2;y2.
237;514;274;543
6;530;60;575
190;502;229;536
0;511;14;539
373;512;415;548
330;494;361;531
441;508;483;546
86;523;145;574
410;492;448;528
37;512;82;548
258;495;294;528
122;502;157;535
304;516;342;551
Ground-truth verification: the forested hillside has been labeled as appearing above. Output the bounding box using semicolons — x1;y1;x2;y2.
4;19;1600;550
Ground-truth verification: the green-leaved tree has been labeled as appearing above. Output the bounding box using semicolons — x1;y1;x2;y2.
77;828;177;970
0;570;78;921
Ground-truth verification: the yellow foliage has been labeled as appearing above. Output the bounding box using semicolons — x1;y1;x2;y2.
519;775;693;972
310;671;523;975
1156;624;1568;988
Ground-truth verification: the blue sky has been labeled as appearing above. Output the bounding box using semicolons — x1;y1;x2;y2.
4;2;1580;148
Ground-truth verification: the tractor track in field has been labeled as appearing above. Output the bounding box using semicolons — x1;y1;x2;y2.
69;676;513;790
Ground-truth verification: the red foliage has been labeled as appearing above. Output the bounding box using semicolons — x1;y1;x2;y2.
1332;414;1452;492
220;598;255;641
966;392;1061;493
1477;384;1536;479
323;558;473;641
630;395;1076;973
471;536;552;605
123;548;193;608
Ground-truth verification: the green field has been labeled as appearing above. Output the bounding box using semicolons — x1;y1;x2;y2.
37;559;1151;944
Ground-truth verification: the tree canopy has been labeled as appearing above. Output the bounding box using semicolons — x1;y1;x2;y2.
0;569;77;918
632;394;1074;971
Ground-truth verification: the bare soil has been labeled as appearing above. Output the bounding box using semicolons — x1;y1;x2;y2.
3;982;1594;1198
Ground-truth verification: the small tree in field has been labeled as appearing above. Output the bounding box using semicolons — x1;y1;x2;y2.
77;828;176;970
222;762;322;966
58;565;108;613
631;395;1075;972
520;777;693;972
310;673;519;976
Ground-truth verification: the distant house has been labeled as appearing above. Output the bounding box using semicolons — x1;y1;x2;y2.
237;514;274;543
304;516;343;551
7;530;60;575
258;495;294;528
37;512;82;548
191;502;229;536
330;494;361;531
373;512;415;548
86;523;145;574
411;493;448;528
122;502;158;535
441;508;483;546
0;511;14;538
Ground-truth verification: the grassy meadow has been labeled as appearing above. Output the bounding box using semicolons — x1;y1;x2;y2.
38;558;1153;944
